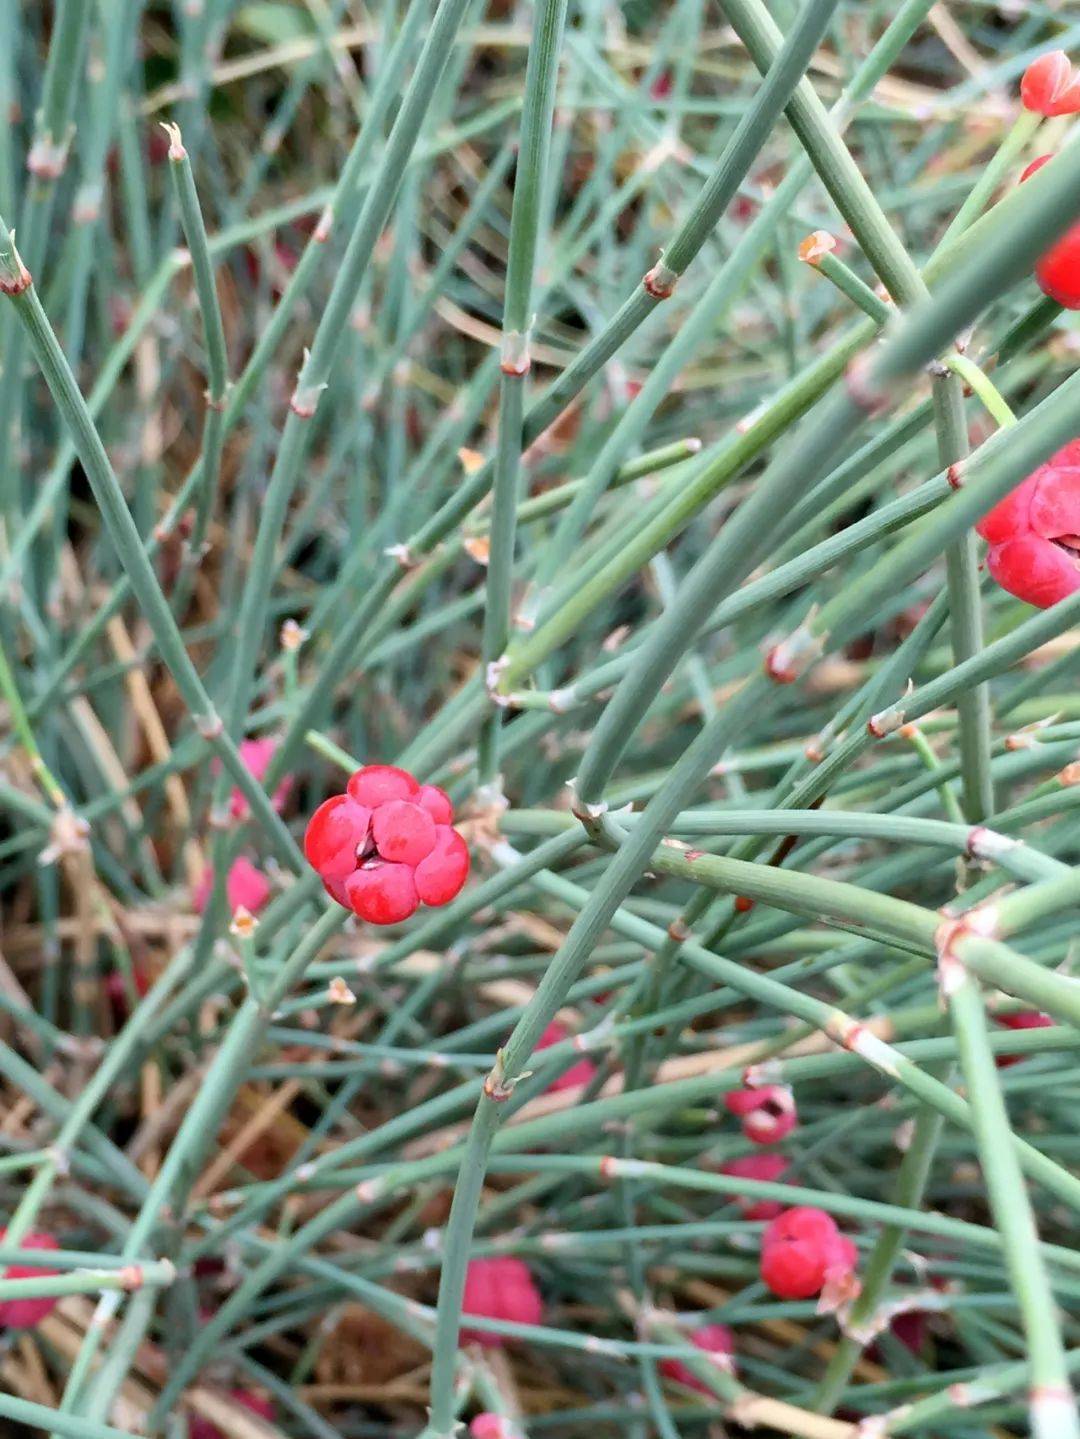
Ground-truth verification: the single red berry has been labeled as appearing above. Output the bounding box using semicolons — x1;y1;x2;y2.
0;1230;60;1329
998;1009;1053;1031
460;1257;542;1347
1021;51;1080;116
659;1323;735;1393
193;857;272;916
995;1008;1053;1067
190;1392;274;1439
414;824;470;906
346;763;419;808
723;1085;797;1144
470;1414;519;1439
372;799;437;866
536;1020;598;1092
215;737;293;821
760;1207;857;1300
345;861;420;925
1021;155;1080;309
719;1152;789;1220
416;782;454;824
975;437;1080;606
105;965;149;1024
304;795;372;881
889;1308;928;1355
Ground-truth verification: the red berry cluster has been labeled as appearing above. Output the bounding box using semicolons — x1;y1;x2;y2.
305;765;469;924
760;1207;858;1303
976;439;1080;608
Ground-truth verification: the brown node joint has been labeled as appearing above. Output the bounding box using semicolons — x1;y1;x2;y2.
0;253;32;296
500;355;532;377
844;356;888;415
642;264;678;300
764;645;796;684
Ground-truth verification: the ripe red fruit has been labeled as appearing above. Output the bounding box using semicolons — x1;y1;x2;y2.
1021;155;1080;309
0;1230;60;1329
345;861;420;925
536;1020;598;1092
471;1414;518;1439
193;857;272;916
189;1391;274;1439
719;1152;789;1220
659;1323;736;1393
723;1085;797;1144
461;1257;543;1347
347;763;419;807
975;437;1080;606
414;825;470;906
760;1207;858;1301
995;1008;1053;1067
1021;52;1080;116
305;766;469;923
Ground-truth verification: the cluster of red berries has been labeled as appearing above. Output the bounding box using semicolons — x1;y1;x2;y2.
760;1207;858;1303
0;1230;60;1329
305;765;469;924
976;440;1080;608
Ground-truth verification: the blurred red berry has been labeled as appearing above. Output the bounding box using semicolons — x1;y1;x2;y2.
760;1207;858;1301
461;1256;542;1347
193;857;271;916
723;1085;797;1144
0;1230;60;1329
105;965;149;1024
1021;155;1080;308
650;69;672;100
536;1020;598;1092
470;1415;518;1439
214;737;293;821
1021;51;1080;116
719;1152;790;1219
659;1323;735;1393
975;437;1080;606
995;1008;1053;1067
189;1391;274;1439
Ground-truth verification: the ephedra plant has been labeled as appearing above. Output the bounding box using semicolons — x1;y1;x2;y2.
2;2;1080;1437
